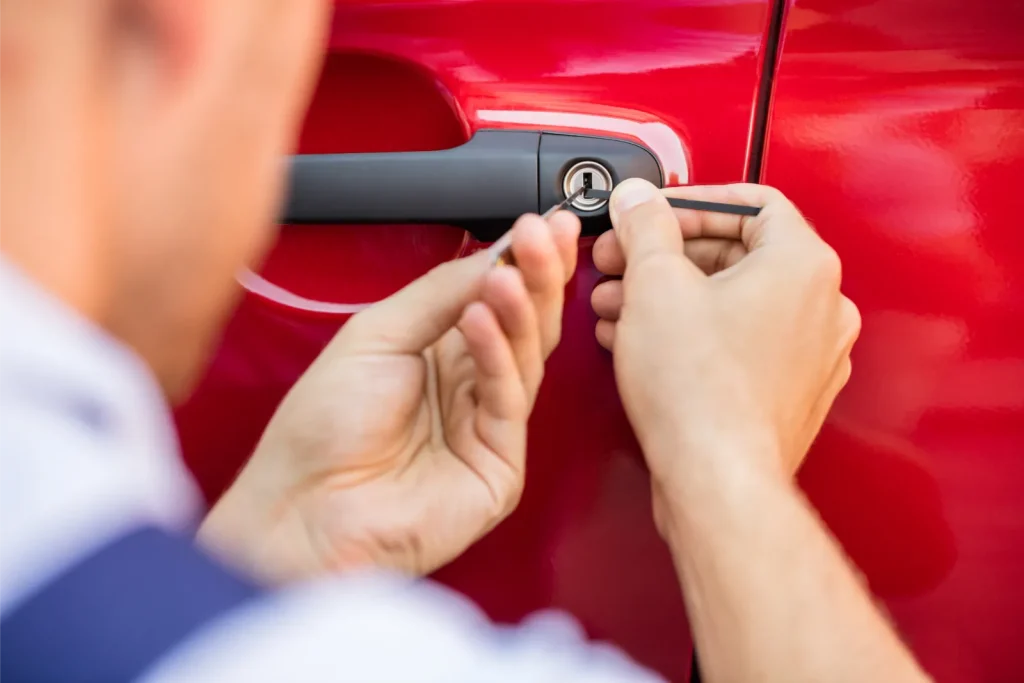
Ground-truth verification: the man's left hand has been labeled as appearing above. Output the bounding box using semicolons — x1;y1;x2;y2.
198;212;580;582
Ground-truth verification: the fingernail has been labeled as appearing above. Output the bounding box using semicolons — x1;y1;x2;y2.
613;179;659;213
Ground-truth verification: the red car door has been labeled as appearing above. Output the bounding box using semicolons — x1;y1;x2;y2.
761;2;1024;681
174;1;1024;681
176;2;774;680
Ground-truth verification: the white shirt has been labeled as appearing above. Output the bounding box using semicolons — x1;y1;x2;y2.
0;261;662;682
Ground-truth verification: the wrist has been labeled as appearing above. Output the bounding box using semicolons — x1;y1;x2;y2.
644;421;784;481
197;480;270;575
198;466;381;584
644;427;789;537
197;465;311;584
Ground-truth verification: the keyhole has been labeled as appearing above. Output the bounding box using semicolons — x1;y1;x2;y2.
562;160;611;211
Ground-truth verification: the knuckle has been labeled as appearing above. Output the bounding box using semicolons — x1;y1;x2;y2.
838;358;853;389
835;358;851;389
500;474;526;515
757;184;788;205
807;243;843;289
841;296;863;342
731;182;788;207
544;321;563;355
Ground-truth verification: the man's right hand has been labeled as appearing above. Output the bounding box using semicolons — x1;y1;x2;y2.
591;180;936;683
591;179;861;489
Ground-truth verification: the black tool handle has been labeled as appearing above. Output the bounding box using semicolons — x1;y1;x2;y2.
583;189;762;217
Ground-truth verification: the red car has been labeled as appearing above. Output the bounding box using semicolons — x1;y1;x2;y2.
175;1;1024;681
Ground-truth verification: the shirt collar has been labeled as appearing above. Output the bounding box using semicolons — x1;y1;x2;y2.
0;258;202;521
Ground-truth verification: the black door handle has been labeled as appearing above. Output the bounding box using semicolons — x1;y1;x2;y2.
282;130;662;241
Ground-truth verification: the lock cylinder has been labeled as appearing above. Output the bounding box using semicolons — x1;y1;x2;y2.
562;160;613;211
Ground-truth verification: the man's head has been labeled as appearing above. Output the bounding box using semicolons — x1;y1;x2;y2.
1;0;330;398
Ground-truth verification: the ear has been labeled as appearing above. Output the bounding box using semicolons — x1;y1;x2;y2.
106;0;208;124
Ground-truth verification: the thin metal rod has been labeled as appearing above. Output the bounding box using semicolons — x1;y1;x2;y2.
542;186;586;219
493;187;586;266
584;188;762;217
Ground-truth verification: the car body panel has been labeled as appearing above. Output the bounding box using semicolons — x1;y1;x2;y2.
176;1;1024;681
763;1;1024;680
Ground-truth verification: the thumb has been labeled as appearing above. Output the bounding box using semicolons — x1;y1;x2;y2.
609;178;690;269
340;250;491;354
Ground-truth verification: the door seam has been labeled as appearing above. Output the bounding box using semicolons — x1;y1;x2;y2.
745;0;789;183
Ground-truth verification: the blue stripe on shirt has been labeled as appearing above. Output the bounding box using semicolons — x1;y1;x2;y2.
1;526;261;683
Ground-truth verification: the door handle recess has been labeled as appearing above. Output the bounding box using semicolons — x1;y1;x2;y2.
282;130;662;241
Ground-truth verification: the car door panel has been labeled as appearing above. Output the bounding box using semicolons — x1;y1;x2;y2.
177;1;1024;681
763;2;1024;680
176;2;774;681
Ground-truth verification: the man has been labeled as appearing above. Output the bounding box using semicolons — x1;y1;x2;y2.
0;1;931;681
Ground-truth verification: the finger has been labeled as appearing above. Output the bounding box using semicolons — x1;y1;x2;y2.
341;250;491;354
797;355;853;468
796;299;861;464
505;213;567;357
595;319;616;350
591;279;623;321
597;183;768;274
546;210;582;283
435;326;476;427
457;302;528;422
609;179;693;272
480;267;545;404
594;233;748;277
597;183;805;275
816;354;854;425
592;230;624;275
684;238;748;275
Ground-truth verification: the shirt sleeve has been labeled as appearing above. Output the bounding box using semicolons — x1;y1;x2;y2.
141;572;666;683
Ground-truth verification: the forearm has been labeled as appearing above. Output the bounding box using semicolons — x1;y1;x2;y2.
654;439;931;683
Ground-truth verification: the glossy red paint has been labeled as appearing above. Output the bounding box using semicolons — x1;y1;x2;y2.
763;1;1024;680
176;2;774;681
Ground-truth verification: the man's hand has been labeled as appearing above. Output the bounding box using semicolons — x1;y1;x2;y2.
200;211;580;582
591;181;931;683
591;179;861;487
